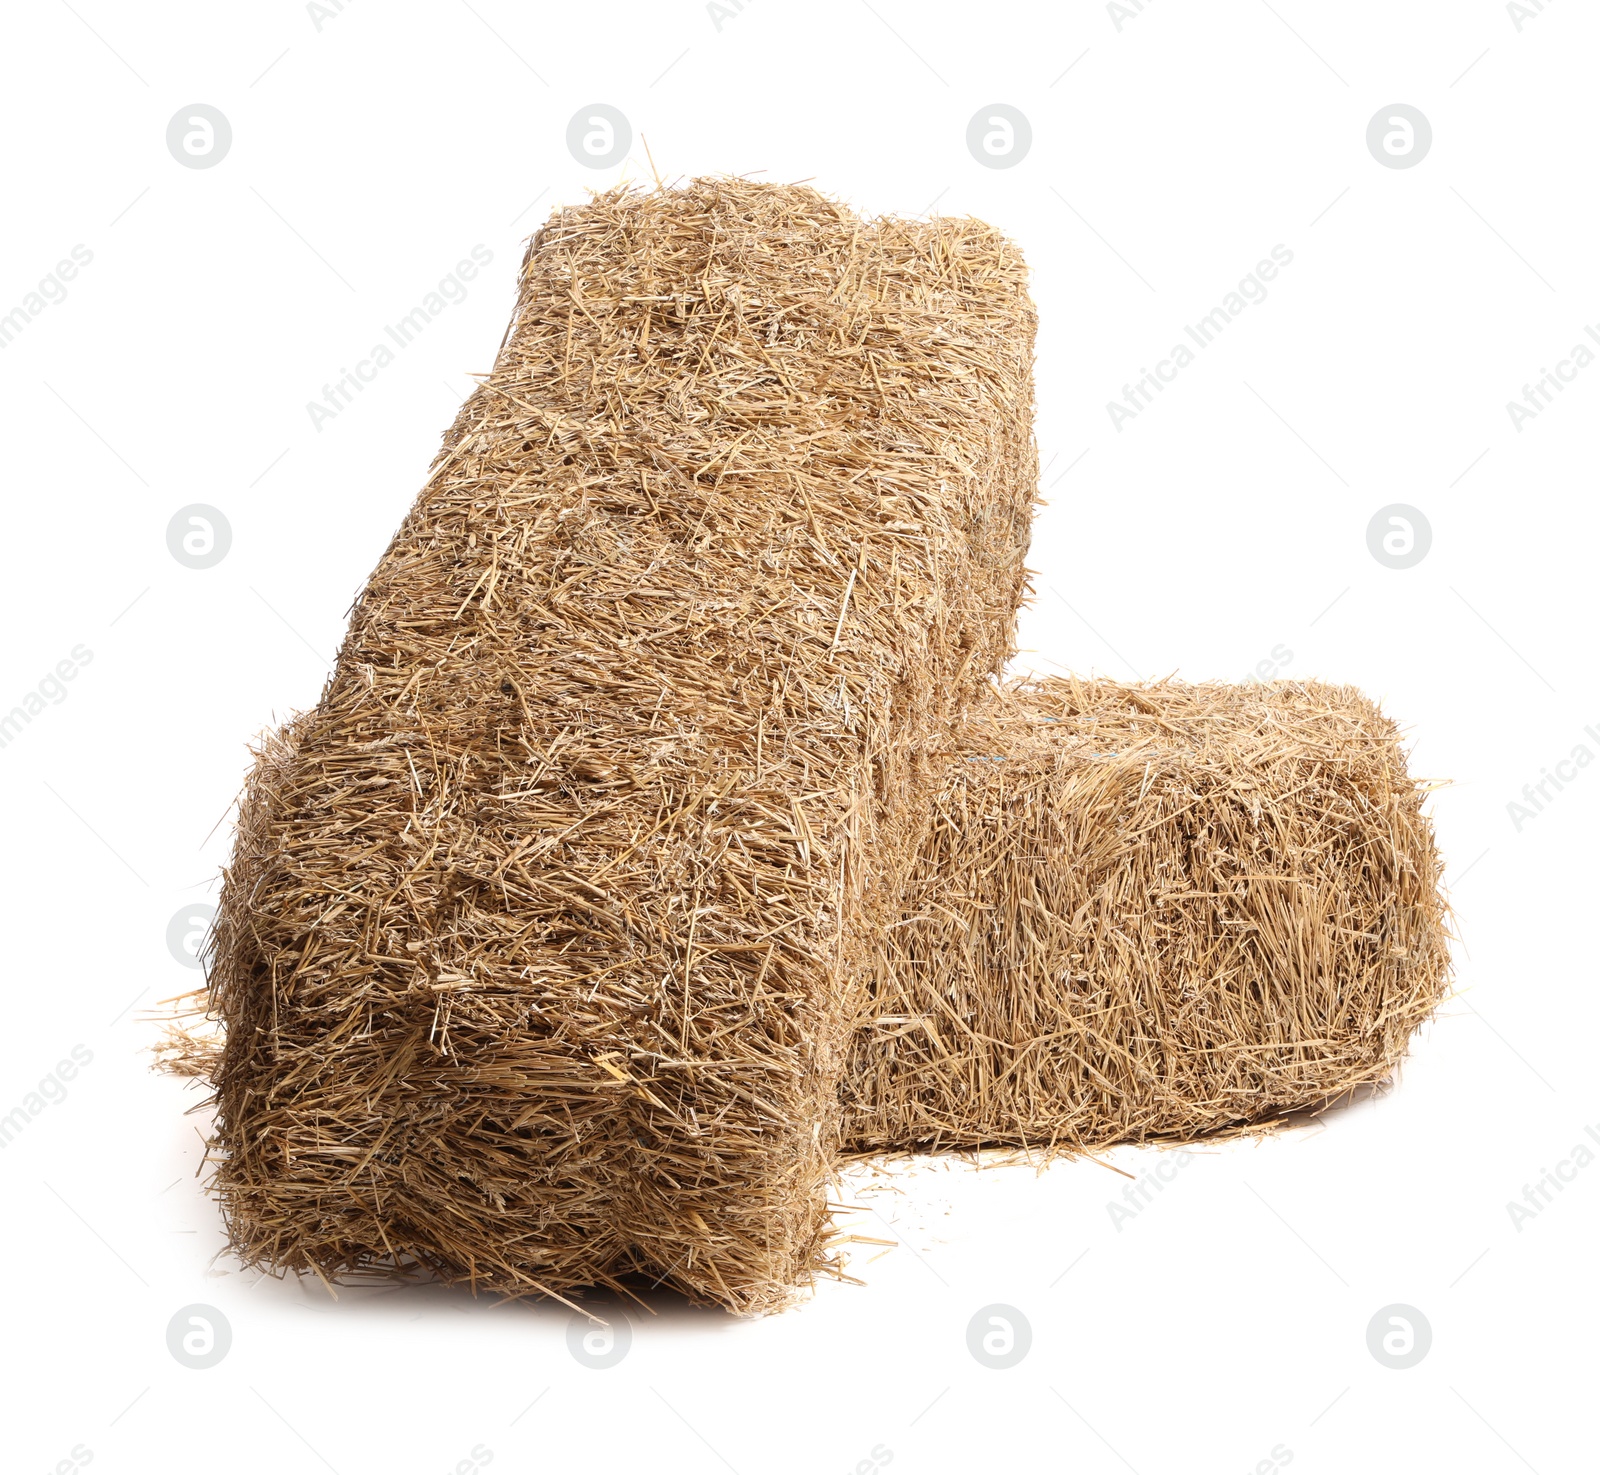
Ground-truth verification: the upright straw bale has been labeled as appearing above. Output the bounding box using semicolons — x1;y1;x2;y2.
842;678;1450;1154
206;180;1037;1313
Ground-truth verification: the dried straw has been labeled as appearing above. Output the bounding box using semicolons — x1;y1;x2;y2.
189;180;1450;1317
204;178;1038;1314
841;677;1451;1155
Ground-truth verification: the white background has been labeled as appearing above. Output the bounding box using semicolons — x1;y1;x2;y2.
1;2;1595;1471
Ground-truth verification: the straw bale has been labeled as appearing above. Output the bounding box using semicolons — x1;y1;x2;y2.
840;678;1451;1154
204;179;1037;1313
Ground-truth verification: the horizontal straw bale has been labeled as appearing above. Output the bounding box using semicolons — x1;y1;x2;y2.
840;677;1451;1155
204;179;1037;1313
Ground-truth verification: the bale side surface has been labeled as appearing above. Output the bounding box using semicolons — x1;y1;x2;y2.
840;678;1451;1154
207;179;1037;1312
